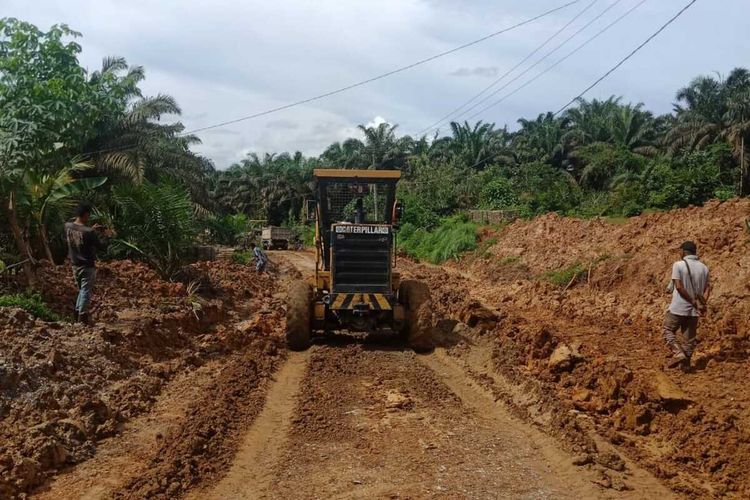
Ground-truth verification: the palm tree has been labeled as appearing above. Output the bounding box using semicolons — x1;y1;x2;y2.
608;103;659;155
18;160;107;261
447;121;512;170
83;58;210;197
321;138;366;168
564;97;623;146
514;113;570;170
357;123;409;170
668;68;750;195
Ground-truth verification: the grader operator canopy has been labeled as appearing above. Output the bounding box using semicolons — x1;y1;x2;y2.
313;169;400;274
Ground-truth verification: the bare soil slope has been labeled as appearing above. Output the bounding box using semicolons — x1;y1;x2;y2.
418;199;750;497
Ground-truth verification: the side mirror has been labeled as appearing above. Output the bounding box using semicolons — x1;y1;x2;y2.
306;199;317;222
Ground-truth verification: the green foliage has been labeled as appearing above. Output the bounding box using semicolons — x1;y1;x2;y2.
398;158;481;229
498;255;522;265
474;236;499;258
206;213;251;245
398;215;478;264
514;162;581;216
479;175;517;209
542;255;610;287
542;262;587;286
0;293;62;321
232;250;254;266
0;18;100;171
1;15;748;271
644;152;722;209
292;223;314;246
108;181;197;279
573;143;647;191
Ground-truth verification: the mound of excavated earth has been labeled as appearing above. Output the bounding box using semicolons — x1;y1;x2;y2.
0;260;282;498
411;199;750;497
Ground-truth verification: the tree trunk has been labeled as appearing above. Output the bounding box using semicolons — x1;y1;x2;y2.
6;191;36;286
40;221;55;263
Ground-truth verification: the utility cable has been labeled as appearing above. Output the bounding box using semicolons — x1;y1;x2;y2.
457;0;693;172
554;0;698;114
418;0;599;137
180;1;581;136
463;0;647;122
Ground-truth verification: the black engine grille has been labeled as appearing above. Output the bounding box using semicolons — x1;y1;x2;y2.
331;226;391;293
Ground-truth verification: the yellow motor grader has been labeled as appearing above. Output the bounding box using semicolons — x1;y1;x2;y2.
285;169;432;351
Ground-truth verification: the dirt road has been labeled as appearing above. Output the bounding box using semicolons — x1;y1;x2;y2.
31;251;672;499
194;251;669;499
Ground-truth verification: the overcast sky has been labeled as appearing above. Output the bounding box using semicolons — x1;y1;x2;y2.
4;0;749;168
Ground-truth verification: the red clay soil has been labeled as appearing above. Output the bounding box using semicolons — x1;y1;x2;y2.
0;260;280;499
412;199;750;498
112;334;284;499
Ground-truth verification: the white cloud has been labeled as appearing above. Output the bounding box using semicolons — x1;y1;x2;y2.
364;116;389;129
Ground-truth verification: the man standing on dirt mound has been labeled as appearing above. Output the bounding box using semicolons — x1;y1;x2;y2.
65;203;113;324
663;241;710;370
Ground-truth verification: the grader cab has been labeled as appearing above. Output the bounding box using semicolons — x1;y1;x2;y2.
285;169;433;351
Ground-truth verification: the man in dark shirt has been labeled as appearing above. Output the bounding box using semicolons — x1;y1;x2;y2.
65;203;113;323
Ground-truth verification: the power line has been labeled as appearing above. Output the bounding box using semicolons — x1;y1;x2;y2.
463;0;646;121
457;0;693;172
418;0;599;137
181;1;581;136
554;0;699;115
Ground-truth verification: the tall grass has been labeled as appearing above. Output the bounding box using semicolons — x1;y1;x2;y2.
398;215;478;264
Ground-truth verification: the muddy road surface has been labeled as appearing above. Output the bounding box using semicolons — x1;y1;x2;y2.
195;251;668;499
31;251;671;499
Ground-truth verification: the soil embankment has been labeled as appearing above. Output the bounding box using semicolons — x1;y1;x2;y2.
0;259;285;498
411;199;750;498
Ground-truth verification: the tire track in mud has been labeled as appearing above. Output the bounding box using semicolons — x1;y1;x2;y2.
261;344;603;499
194;351;308;499
421;349;673;499
112;337;285;499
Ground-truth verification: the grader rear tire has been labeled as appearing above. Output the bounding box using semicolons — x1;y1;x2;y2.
398;280;434;353
286;281;312;351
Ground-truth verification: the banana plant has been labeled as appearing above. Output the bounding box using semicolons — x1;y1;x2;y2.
17;159;108;262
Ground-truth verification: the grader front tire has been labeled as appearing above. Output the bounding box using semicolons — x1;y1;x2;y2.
398;280;434;353
286;281;312;351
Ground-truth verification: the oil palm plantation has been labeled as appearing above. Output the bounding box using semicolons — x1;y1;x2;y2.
513;113;570;170
668;68;750;195
18;160;107;261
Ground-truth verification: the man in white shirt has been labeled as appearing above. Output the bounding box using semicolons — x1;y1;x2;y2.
663;241;711;369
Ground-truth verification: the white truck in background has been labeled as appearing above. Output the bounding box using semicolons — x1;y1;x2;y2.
261;226;295;250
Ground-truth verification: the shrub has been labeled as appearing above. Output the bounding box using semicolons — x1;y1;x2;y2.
479;176;517;209
644;153;722;209
398;215;478;264
0;293;62;321
232;250;254;265
108;181;198;279
206;213;251;245
514;162;581;216
542;262;587;286
542;255;610;287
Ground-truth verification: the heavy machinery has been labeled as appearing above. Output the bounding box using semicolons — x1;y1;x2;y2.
285;169;433;351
